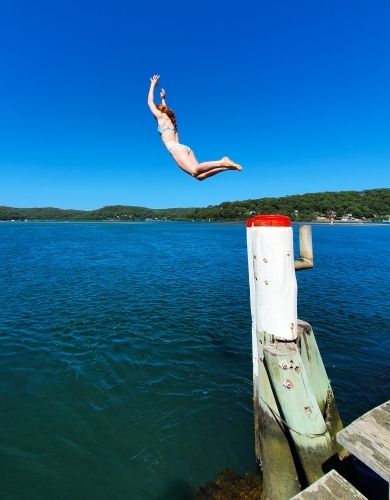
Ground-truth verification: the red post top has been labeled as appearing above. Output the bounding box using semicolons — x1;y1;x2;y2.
247;214;291;227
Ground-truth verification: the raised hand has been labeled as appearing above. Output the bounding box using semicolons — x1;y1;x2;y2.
160;88;166;100
150;74;160;87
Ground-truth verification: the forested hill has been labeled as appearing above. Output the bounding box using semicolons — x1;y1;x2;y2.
1;188;389;222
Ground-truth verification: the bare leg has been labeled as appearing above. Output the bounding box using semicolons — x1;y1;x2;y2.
196;168;232;181
170;147;242;180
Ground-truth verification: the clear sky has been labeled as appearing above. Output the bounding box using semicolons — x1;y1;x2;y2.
0;0;389;210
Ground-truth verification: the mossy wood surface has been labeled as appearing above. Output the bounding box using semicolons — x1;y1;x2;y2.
257;345;301;500
337;400;390;483
264;342;336;484
290;469;368;499
298;321;345;457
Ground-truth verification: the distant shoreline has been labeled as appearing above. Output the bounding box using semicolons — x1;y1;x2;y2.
1;220;389;227
1;188;389;224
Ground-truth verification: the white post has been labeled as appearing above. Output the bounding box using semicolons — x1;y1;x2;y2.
295;225;314;271
251;215;297;341
247;214;301;499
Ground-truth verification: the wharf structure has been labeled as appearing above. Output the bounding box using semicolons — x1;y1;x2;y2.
246;215;390;499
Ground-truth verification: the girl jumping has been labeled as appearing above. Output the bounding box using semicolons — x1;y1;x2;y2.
148;75;242;181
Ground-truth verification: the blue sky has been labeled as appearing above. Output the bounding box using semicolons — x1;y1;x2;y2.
0;0;389;210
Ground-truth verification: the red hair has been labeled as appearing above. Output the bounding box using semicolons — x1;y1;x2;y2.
156;104;178;130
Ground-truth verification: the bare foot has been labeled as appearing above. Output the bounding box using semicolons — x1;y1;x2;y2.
222;157;242;171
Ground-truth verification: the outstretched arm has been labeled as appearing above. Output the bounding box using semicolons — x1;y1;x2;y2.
148;75;163;118
160;88;166;106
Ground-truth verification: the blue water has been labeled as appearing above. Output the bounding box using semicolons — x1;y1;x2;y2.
0;222;389;499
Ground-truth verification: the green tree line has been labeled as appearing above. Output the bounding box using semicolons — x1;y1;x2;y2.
1;188;389;222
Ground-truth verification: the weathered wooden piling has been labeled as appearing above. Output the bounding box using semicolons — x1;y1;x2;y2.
246;224;261;464
298;320;344;457
247;215;301;500
247;215;344;500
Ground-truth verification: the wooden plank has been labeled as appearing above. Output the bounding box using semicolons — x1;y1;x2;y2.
290;469;368;499
337;400;390;482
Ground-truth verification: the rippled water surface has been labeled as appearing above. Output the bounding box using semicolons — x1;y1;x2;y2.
0;222;389;499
